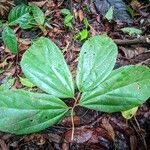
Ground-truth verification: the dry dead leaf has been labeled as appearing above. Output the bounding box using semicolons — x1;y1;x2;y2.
64;128;93;143
0;139;8;150
130;135;138;150
18;38;31;45
101;118;115;141
62;116;80;126
29;1;46;7
78;9;84;22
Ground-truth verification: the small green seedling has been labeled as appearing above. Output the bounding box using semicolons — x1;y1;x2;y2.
0;4;46;54
61;8;73;29
0;35;150;135
76;18;89;41
8;4;46;29
83;17;89;29
76;29;89;41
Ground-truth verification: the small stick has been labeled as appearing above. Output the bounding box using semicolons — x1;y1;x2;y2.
71;93;80;141
114;36;150;45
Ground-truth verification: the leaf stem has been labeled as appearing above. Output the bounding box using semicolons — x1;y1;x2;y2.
71;92;80;141
71;106;75;141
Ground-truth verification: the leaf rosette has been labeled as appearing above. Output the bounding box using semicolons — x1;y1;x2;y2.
0;35;150;134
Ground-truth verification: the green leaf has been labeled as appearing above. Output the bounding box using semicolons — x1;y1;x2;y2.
61;9;73;29
105;6;114;21
65;22;73;29
121;27;142;36
19;77;35;88
0;90;69;134
21;37;74;98
83;18;89;29
8;5;30;23
19;14;35;29
122;106;138;120
61;9;71;15
64;15;73;24
78;29;89;41
31;4;45;26
8;5;34;29
80;65;150;112
76;35;118;92
126;6;135;18
2;27;18;54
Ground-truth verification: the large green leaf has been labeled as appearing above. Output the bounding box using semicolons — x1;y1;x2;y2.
21;37;74;98
2;26;18;54
80;65;150;112
76;35;118;92
0;90;69;134
8;5;34;29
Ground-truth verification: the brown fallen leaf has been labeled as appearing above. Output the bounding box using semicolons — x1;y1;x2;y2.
0;62;7;68
24;134;46;146
62;116;80;126
130;135;138;150
48;133;61;143
78;9;84;22
101;118;115;141
0;139;8;150
120;46;147;59
74;0;81;2
29;1;46;7
62;142;69;150
18;38;31;45
64;128;93;143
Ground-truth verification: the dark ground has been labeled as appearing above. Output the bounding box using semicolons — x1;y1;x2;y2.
0;0;150;149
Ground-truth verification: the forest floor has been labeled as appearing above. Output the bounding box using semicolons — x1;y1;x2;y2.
0;0;150;149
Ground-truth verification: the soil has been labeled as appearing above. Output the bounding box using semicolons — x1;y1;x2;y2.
0;0;150;149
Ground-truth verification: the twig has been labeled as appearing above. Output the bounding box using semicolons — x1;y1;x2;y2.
134;116;147;150
138;58;150;65
71;105;75;141
114;36;150;45
140;3;150;10
58;0;65;7
130;118;148;150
